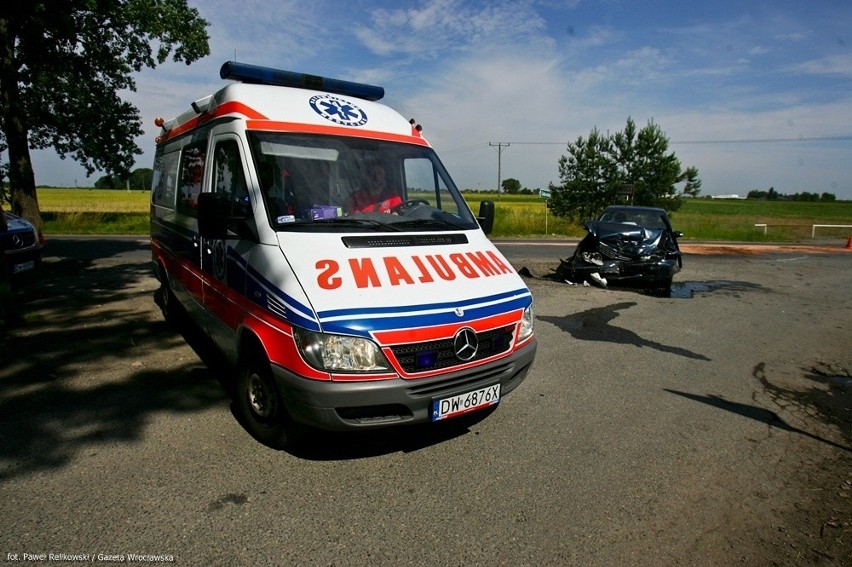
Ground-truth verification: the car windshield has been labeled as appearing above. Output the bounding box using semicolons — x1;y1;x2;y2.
599;208;667;229
247;132;478;232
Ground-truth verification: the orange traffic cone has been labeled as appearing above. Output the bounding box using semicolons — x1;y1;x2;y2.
846;234;852;249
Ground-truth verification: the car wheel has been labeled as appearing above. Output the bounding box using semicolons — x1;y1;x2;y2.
235;353;302;449
155;274;180;325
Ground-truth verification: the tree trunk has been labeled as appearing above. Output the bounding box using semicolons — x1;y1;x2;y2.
0;15;43;237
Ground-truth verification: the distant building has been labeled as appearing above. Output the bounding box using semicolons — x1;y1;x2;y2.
711;194;746;199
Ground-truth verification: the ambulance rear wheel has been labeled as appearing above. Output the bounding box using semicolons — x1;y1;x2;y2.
236;354;300;449
155;273;180;325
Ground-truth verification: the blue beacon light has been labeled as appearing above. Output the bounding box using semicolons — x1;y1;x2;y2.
219;61;385;102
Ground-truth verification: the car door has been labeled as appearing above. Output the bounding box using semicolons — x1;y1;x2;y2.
200;134;253;358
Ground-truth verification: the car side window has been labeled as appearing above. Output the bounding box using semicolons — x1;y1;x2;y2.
151;152;180;209
212;139;251;217
177;141;207;217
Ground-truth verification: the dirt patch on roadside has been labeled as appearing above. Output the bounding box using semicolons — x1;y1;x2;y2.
681;243;851;255
748;359;852;564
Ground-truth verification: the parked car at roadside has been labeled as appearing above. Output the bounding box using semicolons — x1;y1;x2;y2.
2;211;44;276
558;205;683;291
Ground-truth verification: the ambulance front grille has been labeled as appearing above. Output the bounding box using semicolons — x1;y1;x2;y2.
390;326;514;373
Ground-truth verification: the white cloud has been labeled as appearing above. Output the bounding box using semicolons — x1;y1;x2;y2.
789;53;852;77
353;0;551;58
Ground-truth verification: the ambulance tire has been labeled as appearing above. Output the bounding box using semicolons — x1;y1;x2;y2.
236;351;302;449
155;273;181;326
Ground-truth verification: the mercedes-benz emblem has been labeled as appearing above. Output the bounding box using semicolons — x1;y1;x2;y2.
453;328;478;361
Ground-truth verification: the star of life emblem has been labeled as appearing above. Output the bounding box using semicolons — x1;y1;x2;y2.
309;94;368;127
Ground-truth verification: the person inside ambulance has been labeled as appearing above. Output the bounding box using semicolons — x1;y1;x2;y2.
348;159;402;214
259;159;296;221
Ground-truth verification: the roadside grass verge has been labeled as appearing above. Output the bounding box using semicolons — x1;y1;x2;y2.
41;211;150;235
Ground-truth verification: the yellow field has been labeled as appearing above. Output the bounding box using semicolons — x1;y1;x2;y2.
37;188;150;213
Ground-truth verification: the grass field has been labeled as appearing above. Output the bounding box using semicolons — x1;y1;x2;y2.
33;187;852;242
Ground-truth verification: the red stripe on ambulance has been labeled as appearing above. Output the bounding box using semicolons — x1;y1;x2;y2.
315;250;513;290
245;120;429;146
160;101;268;142
373;310;522;344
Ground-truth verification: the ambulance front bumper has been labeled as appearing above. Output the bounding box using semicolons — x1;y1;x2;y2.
270;338;536;431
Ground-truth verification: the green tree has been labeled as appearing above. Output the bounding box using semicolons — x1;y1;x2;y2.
548;118;701;222
547;127;616;222
0;0;210;236
129;167;153;190
94;175;117;190
96;167;153;189
501;178;521;195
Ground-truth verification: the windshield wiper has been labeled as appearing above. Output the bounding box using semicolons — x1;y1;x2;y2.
311;217;402;231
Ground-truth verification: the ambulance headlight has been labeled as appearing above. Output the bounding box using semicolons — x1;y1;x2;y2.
518;305;534;341
294;329;391;373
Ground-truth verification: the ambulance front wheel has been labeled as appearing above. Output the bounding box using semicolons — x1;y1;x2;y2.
236;354;302;449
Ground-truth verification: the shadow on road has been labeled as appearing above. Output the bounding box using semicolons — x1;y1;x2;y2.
0;250;226;481
664;388;851;453
279;407;495;461
538;301;711;361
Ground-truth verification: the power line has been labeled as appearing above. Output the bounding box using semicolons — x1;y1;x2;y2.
462;135;852;148
670;135;852;145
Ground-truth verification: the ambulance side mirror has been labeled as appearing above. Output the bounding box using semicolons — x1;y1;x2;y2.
477;200;495;235
198;192;257;241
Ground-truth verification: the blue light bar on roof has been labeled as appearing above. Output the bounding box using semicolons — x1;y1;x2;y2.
219;61;385;102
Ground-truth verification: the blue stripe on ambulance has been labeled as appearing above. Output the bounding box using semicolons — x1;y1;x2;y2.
316;288;532;336
233;247;322;331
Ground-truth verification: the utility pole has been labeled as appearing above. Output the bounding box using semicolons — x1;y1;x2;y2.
489;142;510;199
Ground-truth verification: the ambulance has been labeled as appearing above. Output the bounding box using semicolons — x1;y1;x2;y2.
150;62;536;448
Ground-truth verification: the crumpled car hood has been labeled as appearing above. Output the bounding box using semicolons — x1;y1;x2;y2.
587;220;669;260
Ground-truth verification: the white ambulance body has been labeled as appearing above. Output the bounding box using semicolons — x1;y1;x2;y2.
150;62;536;447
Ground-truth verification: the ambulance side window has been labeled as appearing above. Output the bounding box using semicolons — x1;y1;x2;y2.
404;157;460;215
212;139;250;217
177;141;207;217
152;152;180;208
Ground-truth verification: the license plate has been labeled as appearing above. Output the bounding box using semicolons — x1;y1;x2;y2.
12;260;34;274
431;384;500;421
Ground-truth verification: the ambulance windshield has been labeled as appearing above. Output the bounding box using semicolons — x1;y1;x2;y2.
248;132;479;232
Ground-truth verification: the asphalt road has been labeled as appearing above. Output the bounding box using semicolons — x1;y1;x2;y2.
1;237;850;566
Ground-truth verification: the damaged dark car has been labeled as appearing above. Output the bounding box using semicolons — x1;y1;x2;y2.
558;205;683;291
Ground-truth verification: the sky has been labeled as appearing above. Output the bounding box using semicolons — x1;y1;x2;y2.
28;0;852;199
